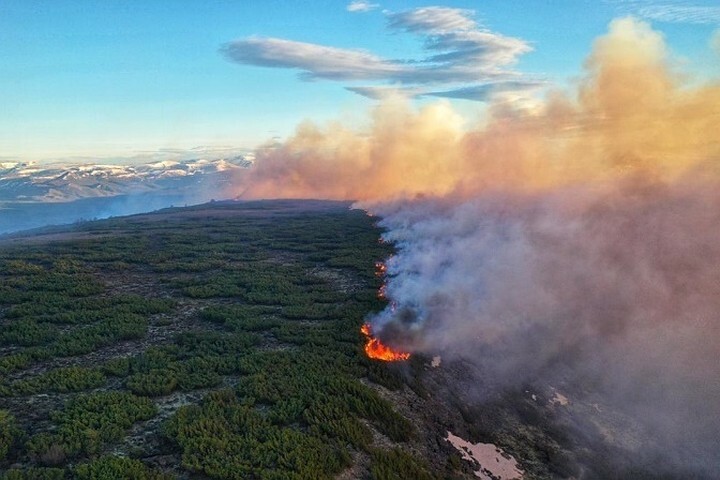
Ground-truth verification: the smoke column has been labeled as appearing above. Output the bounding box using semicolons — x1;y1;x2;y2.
237;18;720;474
240;18;719;201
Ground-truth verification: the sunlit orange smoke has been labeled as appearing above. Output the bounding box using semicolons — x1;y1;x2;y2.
361;324;410;362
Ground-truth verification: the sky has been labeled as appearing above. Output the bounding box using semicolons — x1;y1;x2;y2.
1;0;718;163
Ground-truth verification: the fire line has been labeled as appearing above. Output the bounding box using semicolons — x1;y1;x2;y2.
361;323;410;362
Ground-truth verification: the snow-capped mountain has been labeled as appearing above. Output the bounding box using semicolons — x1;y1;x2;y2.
0;156;251;203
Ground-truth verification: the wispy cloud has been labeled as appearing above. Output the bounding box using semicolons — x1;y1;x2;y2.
347;80;545;102
347;1;379;13
425;80;545;101
221;35;522;85
221;6;536;102
386;6;477;33
221;37;399;82
423;30;531;68
639;5;720;24
612;1;720;24
345;86;425;100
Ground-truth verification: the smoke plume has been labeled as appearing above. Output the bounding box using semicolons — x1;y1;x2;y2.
239;18;719;201
237;17;720;474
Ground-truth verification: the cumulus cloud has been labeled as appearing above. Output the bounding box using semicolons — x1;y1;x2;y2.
222;6;535;101
347;1;379;13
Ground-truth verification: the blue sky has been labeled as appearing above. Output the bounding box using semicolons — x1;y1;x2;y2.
1;0;718;163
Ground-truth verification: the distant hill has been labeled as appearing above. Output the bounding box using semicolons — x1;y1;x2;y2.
0;156;250;235
0;156;250;203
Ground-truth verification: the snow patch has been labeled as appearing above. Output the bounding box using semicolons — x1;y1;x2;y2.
551;391;569;406
446;431;523;480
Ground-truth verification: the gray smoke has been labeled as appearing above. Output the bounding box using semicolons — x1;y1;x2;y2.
365;173;720;473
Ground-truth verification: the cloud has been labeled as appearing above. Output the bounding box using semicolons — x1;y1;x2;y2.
347;1;379;13
639;4;720;24
386;6;477;33
222;6;535;101
347;80;545;102
221;36;400;82
424;30;532;67
425;80;545;101
345;86;425;100
613;1;720;24
222;32;529;84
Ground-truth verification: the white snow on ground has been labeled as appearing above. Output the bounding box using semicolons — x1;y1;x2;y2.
551;391;569;406
0;156;251;202
431;355;442;367
446;431;523;480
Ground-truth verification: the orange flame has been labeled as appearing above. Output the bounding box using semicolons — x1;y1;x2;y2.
375;261;387;276
377;284;387;299
361;323;410;362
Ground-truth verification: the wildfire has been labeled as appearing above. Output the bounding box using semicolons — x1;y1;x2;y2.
375;261;387;276
377;284;387;299
361;323;410;362
376;262;388;298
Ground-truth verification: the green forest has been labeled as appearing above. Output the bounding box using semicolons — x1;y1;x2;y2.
0;200;450;479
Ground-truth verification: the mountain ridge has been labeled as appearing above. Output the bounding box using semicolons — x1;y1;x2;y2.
0;156;251;203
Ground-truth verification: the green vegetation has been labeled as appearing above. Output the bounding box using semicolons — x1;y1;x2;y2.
370;448;438;480
1;456;170;480
0;200;439;479
25;392;156;463
0;411;20;463
2;367;106;396
74;456;172;480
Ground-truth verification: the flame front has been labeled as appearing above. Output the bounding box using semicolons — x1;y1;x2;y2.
361;323;410;362
375;261;387;276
